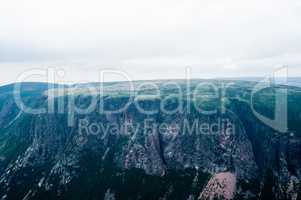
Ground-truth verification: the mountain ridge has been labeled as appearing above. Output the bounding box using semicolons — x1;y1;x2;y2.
0;80;300;200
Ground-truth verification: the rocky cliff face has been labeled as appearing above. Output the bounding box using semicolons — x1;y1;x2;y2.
0;81;300;200
199;172;237;200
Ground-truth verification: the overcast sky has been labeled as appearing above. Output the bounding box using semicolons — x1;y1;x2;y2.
0;0;301;84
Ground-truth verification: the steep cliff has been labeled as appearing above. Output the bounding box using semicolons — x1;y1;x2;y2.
0;80;300;200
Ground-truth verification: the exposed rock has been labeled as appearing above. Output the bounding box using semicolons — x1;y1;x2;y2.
199;172;237;200
104;189;115;200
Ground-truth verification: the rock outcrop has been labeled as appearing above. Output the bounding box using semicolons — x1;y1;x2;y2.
199;172;236;200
